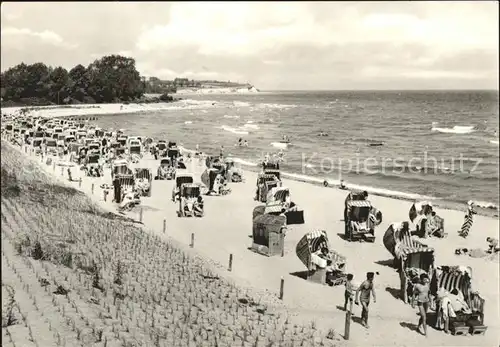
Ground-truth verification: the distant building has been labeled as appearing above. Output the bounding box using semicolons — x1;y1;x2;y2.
145;76;251;92
174;78;189;87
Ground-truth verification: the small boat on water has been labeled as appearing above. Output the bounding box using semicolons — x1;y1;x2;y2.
369;142;384;147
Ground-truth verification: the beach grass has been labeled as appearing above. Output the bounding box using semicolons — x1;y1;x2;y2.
0;140;343;347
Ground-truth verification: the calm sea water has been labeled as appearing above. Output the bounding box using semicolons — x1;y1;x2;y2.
92;90;500;208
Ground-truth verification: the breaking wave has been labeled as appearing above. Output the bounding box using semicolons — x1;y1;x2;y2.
431;123;475;134
221;125;249;135
270;142;288;149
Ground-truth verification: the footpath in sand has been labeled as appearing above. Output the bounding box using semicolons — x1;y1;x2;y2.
17;141;500;347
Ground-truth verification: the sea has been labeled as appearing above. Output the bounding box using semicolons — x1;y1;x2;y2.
91;90;500;211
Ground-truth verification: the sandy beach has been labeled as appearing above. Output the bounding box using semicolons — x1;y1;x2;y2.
4;104;498;346
0;100;224;120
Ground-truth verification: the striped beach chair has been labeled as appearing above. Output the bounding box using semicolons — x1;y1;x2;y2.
436;266;471;301
435;267;472;335
394;232;434;265
434;266;487;335
383;226;435;303
295;230;347;285
344;200;374;242
468;292;487;335
264;187;289;214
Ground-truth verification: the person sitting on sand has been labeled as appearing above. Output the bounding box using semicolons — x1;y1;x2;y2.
118;188;140;212
486;237;499;253
237;138;243;146
313;247;331;263
435;288;454;334
243;140;248;147
135;178;150;196
427;211;445;238
448;288;472;314
339;179;346;190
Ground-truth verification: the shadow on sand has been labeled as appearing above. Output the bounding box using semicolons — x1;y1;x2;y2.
375;259;396;268
336;233;348;241
351;316;365;327
400;321;419;332
385;287;402;300
336;305;347;312
289;270;309;280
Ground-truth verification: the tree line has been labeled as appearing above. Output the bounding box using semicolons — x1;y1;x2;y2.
0;55;159;106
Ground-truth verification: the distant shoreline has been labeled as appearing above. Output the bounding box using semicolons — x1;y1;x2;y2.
173;86;259;95
3;101;498;218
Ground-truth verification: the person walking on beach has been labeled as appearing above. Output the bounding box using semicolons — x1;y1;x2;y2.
219;145;224;158
458;200;476;238
355;272;376;328
412;274;431;336
344;274;355;310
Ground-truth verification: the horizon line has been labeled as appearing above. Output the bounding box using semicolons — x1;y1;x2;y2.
257;88;499;92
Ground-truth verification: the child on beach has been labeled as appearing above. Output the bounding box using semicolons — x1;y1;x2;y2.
412;274;431;336
344;274;355;310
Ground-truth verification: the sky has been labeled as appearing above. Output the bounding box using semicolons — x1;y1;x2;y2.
1;1;498;90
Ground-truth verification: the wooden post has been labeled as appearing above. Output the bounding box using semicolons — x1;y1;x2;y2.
103;190;107;202
61;167;64;176
79;178;82;188
279;277;284;300
401;258;408;304
91;183;94;194
53;162;56;171
228;254;233;272
281;233;285;257
344;298;353;340
307;257;311;280
162;219;166;233
190;233;194;248
139;208;143;223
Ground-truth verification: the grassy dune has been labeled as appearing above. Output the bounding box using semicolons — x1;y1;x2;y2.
1;140;341;347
